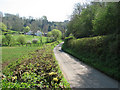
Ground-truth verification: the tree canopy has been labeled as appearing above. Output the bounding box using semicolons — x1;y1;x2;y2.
66;2;120;38
2;13;69;34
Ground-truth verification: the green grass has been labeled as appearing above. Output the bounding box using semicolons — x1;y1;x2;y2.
2;35;47;64
2;46;39;63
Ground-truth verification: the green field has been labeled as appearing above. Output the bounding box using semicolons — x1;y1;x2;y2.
1;34;47;44
2;46;39;63
1;35;47;66
12;35;47;43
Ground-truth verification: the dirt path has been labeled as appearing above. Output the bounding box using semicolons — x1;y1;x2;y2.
53;42;120;88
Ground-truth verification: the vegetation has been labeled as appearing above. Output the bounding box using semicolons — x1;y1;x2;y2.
63;35;120;81
17;35;26;46
2;35;47;67
1;14;68;35
66;2;119;38
2;34;14;46
23;26;30;33
47;29;62;42
1;2;69;89
63;2;120;81
1;35;47;46
51;29;62;40
2;46;39;63
32;39;38;44
1;1;119;88
2;41;70;88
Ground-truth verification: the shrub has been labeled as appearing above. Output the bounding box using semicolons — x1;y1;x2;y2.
64;36;75;43
3;34;14;46
51;29;62;40
27;40;32;44
2;36;6;46
32;39;38;44
17;35;26;45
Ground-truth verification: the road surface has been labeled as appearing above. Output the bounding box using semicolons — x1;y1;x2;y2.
53;42;120;88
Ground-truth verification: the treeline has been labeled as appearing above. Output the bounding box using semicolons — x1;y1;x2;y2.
66;2;120;38
63;2;120;81
1;13;68;35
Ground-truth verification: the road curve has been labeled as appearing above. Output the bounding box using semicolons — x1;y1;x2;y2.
53;42;120;88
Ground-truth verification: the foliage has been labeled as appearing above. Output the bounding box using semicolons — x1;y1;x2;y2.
2;35;6;45
23;26;30;33
0;22;7;32
47;32;52;37
92;3;119;35
2;42;70;88
2;34;14;46
17;35;26;45
27;40;32;44
47;37;55;43
2;35;47;46
2;13;68;34
67;2;119;38
51;29;62;40
47;29;62;42
62;34;120;81
32;39;38;44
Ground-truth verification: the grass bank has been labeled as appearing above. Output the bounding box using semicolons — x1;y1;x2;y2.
62;34;120;81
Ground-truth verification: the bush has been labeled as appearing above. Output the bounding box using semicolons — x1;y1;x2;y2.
2;34;14;46
17;35;26;45
32;39;38;44
27;40;32;44
2;36;6;46
64;36;75;43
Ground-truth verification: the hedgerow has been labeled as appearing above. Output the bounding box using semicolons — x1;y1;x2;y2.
62;34;120;81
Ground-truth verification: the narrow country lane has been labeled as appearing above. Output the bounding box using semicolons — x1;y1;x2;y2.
53;42;120;88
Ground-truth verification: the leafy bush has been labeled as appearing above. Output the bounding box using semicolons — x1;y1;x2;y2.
48;29;62;41
47;37;55;43
2;36;6;46
27;40;32;44
64;36;75;43
32;39;38;44
17;35;26;45
47;32;52;37
2;34;15;46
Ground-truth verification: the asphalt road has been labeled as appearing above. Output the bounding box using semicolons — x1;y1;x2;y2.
53;42;120;88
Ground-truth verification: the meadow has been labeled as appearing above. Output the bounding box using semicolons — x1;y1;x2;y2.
1;34;47;46
2;46;39;64
11;35;47;43
2;35;47;66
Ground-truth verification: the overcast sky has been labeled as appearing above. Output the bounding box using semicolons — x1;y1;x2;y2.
0;0;89;22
